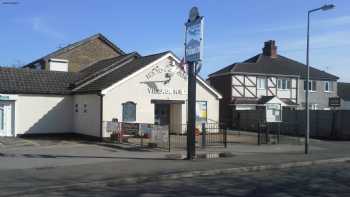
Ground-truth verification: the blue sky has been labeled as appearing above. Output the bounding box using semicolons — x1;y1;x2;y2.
1;0;349;81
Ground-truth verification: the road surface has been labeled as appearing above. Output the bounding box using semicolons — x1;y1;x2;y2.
2;163;349;197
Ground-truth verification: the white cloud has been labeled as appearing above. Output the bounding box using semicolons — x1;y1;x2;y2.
280;30;350;53
258;15;350;33
30;17;65;39
14;17;65;39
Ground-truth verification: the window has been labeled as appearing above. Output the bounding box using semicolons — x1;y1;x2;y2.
277;79;291;90
324;81;333;92
75;104;79;112
257;78;266;89
83;104;88;113
122;102;136;122
304;80;317;91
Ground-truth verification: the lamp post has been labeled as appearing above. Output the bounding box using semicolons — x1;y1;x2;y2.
305;4;335;154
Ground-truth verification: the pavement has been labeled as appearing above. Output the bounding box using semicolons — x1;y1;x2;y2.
0;136;350;196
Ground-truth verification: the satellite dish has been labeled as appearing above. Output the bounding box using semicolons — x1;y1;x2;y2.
189;7;199;22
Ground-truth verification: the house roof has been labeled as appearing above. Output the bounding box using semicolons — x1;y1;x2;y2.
0;50;222;99
74;51;169;93
75;52;140;87
338;82;350;101
0;67;79;95
209;54;338;81
23;33;125;68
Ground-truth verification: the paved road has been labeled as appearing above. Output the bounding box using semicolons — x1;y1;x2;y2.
2;163;350;197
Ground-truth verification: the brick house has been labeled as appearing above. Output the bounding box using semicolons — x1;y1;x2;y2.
23;33;125;72
208;40;339;127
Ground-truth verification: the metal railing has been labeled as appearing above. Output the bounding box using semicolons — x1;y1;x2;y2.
103;121;231;150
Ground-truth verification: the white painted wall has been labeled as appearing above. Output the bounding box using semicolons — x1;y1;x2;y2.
73;94;101;137
15;95;73;135
102;56;220;137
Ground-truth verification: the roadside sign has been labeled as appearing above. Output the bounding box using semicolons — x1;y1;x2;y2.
329;97;341;107
185;7;203;63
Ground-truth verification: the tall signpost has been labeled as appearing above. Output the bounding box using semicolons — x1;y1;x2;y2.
185;7;204;160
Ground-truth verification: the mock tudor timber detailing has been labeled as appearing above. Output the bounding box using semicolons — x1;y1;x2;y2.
208;40;339;126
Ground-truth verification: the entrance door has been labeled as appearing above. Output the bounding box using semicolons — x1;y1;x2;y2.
154;104;170;125
0;104;6;136
0;103;12;137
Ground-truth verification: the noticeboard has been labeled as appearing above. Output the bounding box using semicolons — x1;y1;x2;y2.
266;103;282;123
121;122;139;136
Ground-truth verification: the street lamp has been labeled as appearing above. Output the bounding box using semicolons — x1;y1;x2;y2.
305;4;335;154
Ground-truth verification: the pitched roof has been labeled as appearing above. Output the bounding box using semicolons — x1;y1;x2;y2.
232;96;297;106
0;52;165;95
0;51;222;99
0;67;78;95
74;51;169;93
209;54;338;81
75;52;140;87
338;82;350;101
23;33;125;68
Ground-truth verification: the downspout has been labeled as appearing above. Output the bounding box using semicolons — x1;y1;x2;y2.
98;92;104;141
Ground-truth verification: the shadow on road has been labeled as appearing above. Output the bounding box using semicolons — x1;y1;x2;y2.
0;152;173;161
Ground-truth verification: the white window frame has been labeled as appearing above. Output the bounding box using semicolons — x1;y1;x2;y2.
257;77;266;90
304;80;317;92
324;81;333;92
277;79;291;90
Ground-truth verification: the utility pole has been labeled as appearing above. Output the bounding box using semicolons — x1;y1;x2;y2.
305;4;335;154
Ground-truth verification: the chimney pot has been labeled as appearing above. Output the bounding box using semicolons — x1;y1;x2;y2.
262;40;277;58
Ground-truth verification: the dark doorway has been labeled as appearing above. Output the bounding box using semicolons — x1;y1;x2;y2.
154;104;170;125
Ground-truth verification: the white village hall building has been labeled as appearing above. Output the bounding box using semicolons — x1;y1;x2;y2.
0;34;221;137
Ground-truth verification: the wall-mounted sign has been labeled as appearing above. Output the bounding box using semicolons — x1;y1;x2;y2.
329;97;341;107
145;64;187;81
147;88;187;95
185;7;203;63
142;63;187;95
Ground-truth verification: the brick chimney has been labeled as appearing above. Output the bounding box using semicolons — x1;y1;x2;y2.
262;40;277;58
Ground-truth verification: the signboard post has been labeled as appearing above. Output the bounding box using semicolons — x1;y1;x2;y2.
185;7;204;160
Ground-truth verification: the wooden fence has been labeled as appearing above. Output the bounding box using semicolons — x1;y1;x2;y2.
232;109;350;140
